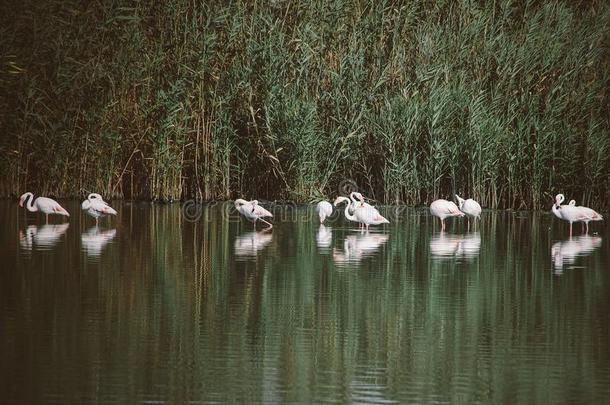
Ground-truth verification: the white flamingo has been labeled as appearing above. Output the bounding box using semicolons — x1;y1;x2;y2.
334;192;389;231
567;199;604;234
316;201;333;223
19;192;70;224
551;194;598;237
430;199;464;231
455;194;482;230
235;199;273;229
81;193;118;225
333;192;371;229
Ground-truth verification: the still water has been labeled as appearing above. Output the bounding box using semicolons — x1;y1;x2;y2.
1;201;609;404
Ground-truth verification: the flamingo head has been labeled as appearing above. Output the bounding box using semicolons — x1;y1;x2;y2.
19;192;33;208
554;194;565;208
234;199;249;209
333;196;349;206
568;200;576;206
88;193;103;200
455;194;465;209
350;192;365;206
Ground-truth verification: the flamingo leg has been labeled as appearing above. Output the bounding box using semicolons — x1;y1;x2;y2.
585;222;589;234
441;218;445;232
259;218;273;229
253;218;257;230
46;214;49;224
467;218;470;232
569;222;572;238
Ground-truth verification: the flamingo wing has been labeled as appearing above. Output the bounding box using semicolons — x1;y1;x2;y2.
445;202;463;215
252;204;273;218
90;200;117;215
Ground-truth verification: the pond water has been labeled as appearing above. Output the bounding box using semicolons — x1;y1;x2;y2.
1;201;609;404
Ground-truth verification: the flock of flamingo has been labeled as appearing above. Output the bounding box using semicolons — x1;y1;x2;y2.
18;190;604;236
234;192;482;232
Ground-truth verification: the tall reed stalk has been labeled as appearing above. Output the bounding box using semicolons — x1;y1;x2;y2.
1;0;608;209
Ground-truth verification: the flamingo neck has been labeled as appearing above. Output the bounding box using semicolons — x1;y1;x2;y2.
25;194;38;212
349;194;363;211
344;202;357;221
551;203;562;219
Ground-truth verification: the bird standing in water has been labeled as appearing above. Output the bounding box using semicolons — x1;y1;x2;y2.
455;194;482;230
19;192;70;224
235;199;274;229
316;201;333;223
81;193;118;225
430;199;464;231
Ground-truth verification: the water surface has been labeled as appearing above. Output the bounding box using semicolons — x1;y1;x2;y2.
1;201;609;404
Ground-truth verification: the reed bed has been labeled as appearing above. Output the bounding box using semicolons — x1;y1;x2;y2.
1;0;609;209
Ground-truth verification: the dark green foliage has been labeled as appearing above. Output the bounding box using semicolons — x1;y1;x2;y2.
1;0;609;208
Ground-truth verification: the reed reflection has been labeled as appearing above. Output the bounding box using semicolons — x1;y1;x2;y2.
234;230;273;260
551;235;603;274
81;227;117;258
19;223;70;251
332;232;389;265
429;232;481;260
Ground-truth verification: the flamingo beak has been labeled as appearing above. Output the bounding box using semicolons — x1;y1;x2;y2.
19;199;23;208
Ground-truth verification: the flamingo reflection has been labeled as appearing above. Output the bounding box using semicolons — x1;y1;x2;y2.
19;224;70;251
234;231;273;259
429;232;481;260
551;235;602;274
316;225;332;250
81;227;117;258
332;232;389;265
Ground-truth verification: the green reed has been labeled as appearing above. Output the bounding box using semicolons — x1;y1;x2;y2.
1;0;609;209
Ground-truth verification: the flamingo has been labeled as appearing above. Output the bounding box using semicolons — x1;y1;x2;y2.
334;196;359;226
334;192;389;231
81;193;118;225
316;201;333;223
455;194;482;230
429;199;464;231
333;192;377;229
235;199;273;229
551;194;597;237
567;199;604;234
19;192;70;224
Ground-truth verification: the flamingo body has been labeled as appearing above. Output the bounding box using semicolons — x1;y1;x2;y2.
334;193;389;231
455;194;482;230
316;201;333;223
553;194;603;236
430;199;464;231
82;193;117;225
19;192;69;223
235;199;273;229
